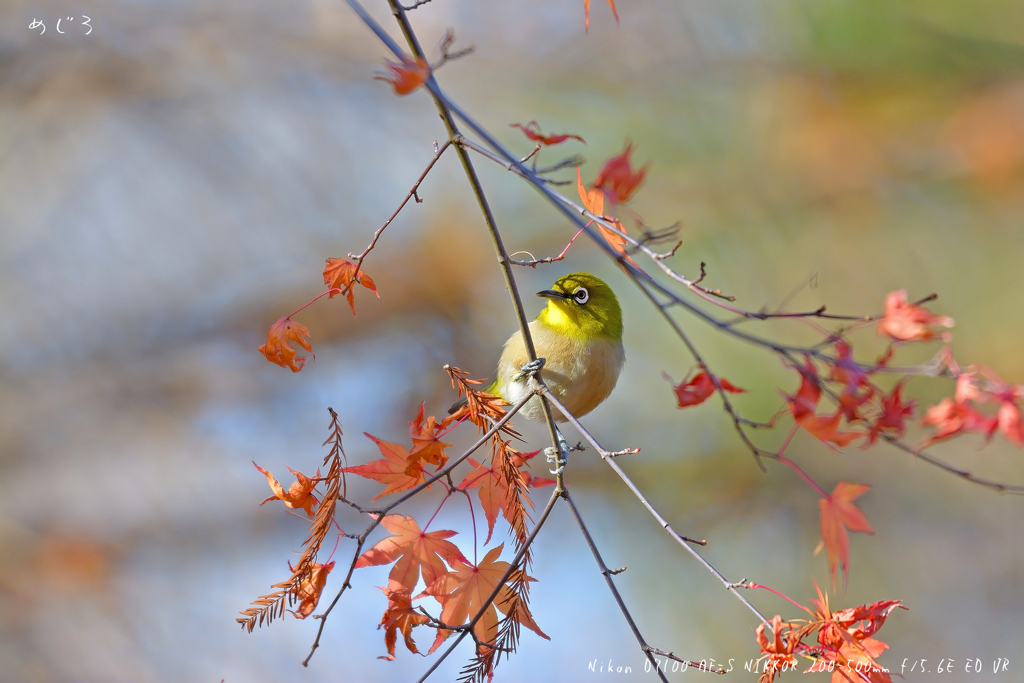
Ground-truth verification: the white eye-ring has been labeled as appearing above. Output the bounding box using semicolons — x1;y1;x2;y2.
573;287;589;304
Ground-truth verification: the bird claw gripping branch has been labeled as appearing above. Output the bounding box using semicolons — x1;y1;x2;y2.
513;357;546;382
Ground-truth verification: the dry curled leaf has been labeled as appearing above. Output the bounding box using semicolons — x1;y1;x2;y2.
254;462;320;517
324;257;378;315
376;55;430;95
510;121;585;146
258;317;312;372
668;368;745;408
377;580;431;660
290;561;335;618
755;615;801;683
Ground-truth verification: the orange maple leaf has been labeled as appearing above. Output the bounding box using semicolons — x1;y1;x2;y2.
877;290;953;342
323;257;378;315
289;561;334;618
355;514;467;592
583;0;619;32
458;458;506;544
253;462;320;517
422;543;548;652
408;404;451;472
786;358;861;447
576;168;641;272
510;121;585;146
375;55;430;95
668;368;745;408
377;580;431;660
594;142;648;203
818;483;874;589
577;167;605;215
344;434;426;501
866;381;915;445
258;317;312;372
457;449;548;544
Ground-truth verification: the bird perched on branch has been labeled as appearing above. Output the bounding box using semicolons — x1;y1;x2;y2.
452;272;625;423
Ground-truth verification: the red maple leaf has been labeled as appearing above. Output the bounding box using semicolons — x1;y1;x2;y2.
355;515;467;591
877;290;953;342
375;55;430;95
510;121;585;146
806;586;906;683
920;397;995;446
785;358;861;447
972;367;1024;447
323;257;379;315
421;543;548;653
377;580;431;660
258;317;312;372
866;381;915;445
828;340;879;422
593;142;649;203
818;483;874;589
344;434;426;501
754;615;801;683
668;368;745;408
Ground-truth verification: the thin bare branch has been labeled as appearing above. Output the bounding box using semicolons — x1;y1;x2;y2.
346;139;451;286
565;489;719;681
537;385;769;624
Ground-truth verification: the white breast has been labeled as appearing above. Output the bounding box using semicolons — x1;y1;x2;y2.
497;321;624;423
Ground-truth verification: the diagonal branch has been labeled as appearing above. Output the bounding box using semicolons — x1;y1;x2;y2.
348;139;451;286
374;0;567;468
536;384;769;625
563;489;723;681
302;388;535;666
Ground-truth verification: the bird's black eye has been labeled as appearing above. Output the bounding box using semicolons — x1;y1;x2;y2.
573;287;589;304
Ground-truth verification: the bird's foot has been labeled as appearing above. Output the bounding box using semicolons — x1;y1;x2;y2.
544;444;567;476
514;357;546;382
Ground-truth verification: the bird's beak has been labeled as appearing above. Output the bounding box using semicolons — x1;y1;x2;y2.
536;289;569;300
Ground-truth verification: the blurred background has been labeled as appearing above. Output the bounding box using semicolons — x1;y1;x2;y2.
1;0;1023;680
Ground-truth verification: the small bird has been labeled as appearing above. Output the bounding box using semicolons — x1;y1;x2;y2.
454;272;625;423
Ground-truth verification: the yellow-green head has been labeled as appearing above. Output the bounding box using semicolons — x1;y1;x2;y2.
535;272;623;342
